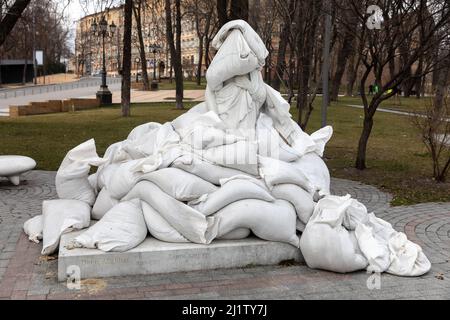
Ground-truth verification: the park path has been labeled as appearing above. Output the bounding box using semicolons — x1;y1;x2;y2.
346;104;450;122
0;171;449;300
0;78;121;116
80;89;205;104
0;83;205;116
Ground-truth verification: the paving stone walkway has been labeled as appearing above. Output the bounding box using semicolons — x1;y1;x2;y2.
0;171;449;300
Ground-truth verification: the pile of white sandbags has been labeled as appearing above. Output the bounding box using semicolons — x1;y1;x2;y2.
22;19;430;278
300;195;431;276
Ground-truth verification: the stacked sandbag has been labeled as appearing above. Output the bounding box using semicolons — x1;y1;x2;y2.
28;19;430;280
213;199;299;247
189;176;274;216
41;199;91;255
55;139;106;206
23;215;43;244
70;199;147;252
300;195;431;276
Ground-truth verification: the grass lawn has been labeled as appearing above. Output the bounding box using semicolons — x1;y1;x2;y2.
1;98;448;206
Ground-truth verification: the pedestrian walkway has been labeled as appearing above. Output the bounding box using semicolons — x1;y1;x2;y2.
81;89;206;104
0;171;449;300
346;104;450;122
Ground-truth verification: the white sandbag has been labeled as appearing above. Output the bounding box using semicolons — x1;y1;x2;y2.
387;232;431;276
259;156;316;194
123;181;217;244
300;195;368;273
194;140;259;175
171;154;252;185
23;215;43;243
55;139;105;206
42;199;91;255
101;141;128;165
214;199;299;247
182;126;244;150
310;126;333;157
92;188;119;220
141;201;189;243
262;87;301;144
189;177;274;216
207;29;260;91
212;80;260;131
127;122;161;141
133;122;180;157
354;213;430;276
96;163;120;190
218;228;251;240
171;103;209;132
132;145;185;174
139;168;217;202
88;173;98;191
257;113;301;162
71;199;147;252
293;153;331;196
174;111;226;138
271;184;315;225
212;20;269;65
106;159;145;200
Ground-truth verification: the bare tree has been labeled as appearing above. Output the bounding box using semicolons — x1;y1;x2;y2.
336;0;450;170
412;99;450;182
0;0;31;46
133;0;150;90
122;0;133;117
165;0;183;109
216;0;249;27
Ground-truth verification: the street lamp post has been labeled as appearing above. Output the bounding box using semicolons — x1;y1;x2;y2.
91;17;117;105
135;57;140;83
148;43;161;91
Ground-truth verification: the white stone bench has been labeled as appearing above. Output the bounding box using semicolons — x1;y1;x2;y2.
0;155;36;185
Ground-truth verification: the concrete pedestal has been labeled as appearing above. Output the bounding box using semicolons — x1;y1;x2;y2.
58;231;303;281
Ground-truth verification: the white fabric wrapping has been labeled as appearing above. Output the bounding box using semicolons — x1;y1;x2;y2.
123;181;218;244
171;154;251;185
92;188;119;220
301;195;431;276
42;199;91;255
271;184;315;225
139;168;218;202
215;199;299;247
32;20;430;278
55;139;106;205
72;199;147;252
300;196;369;273
23;215;43;243
141;201;189;243
189;177;274;216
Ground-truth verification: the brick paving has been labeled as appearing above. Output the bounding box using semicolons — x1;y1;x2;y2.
0;171;449;300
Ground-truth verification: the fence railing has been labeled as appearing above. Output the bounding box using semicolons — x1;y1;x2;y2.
0;77;122;100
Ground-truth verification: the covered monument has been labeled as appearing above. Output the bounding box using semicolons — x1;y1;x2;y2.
24;20;430;277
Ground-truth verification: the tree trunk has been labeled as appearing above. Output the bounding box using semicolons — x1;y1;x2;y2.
165;0;183;109
230;0;249;21
196;36;204;86
133;1;150;90
331;33;355;101
22;57;27;84
121;0;133;117
355;116;374;170
0;0;31;46
271;11;291;91
217;0;228;27
433;52;450;110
